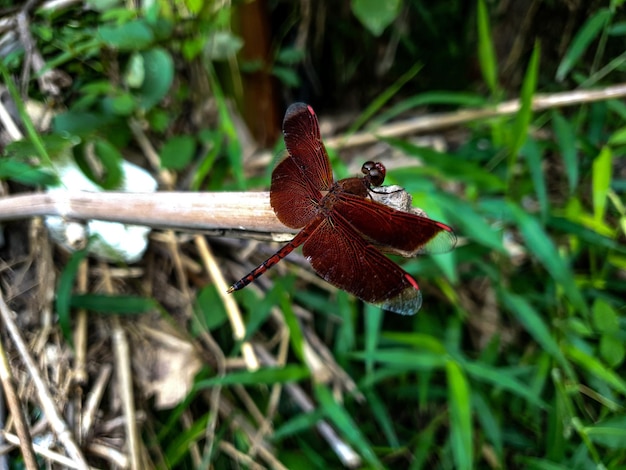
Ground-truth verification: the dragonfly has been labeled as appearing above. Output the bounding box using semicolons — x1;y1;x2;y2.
228;102;456;315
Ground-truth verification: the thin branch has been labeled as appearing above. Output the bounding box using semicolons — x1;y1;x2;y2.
0;191;292;235
324;82;626;149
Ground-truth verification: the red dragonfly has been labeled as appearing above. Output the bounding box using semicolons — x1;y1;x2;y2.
228;103;456;315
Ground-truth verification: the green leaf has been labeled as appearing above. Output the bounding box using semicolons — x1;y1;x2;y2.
110;92;136;115
384;139;506;190
521;138;548;219
600;334;625;368
0;158;57;186
552;111;579;194
476;0;498;93
53;111;117;137
564;345;626;396
364;389;400;448
136;48;174;111
347;63;422;136
351;349;447;370
98;20;154;50
194;285;227;331
446;360;473;470
434;194;505;253
56;247;90;346
363;304;383;376
556;9;612;81
351;0;401;37
272;410;325;441
70;294;157;314
281;293;306;363
586;416;626;449
462;360;547;408
510;42;540;160
160;136;196;170
592;298;619;332
194;365;310;388
507;203;588;314
592;146;612;222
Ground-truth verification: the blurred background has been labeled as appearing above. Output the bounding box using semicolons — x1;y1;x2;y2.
0;0;625;468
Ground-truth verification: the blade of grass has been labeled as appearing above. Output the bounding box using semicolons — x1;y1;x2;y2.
56;247;89;346
592;146;612;223
556;8;612;81
194;365;310;388
315;384;383;469
345;62;422;136
552;110;579;194
446;359;473;470
508;42;540;186
499;289;574;378
521;138;549;220
476;0;498;94
507;202;588;315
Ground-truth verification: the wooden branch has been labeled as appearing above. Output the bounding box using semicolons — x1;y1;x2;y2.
0;191;296;235
324;82;626;148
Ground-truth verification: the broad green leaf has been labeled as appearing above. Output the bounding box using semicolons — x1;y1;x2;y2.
137;48;174;111
592;298;619;332
315;384;383;469
70;294;157;314
552;111;579;194
507;203;588;314
600;334;625;368
476;0;498;93
556;9;612;81
109;92;136;115
446;360;473;470
351;0;401;37
195;365;310;388
98;20;154;50
0;159;57;186
592;146;612;222
160;136;196;170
